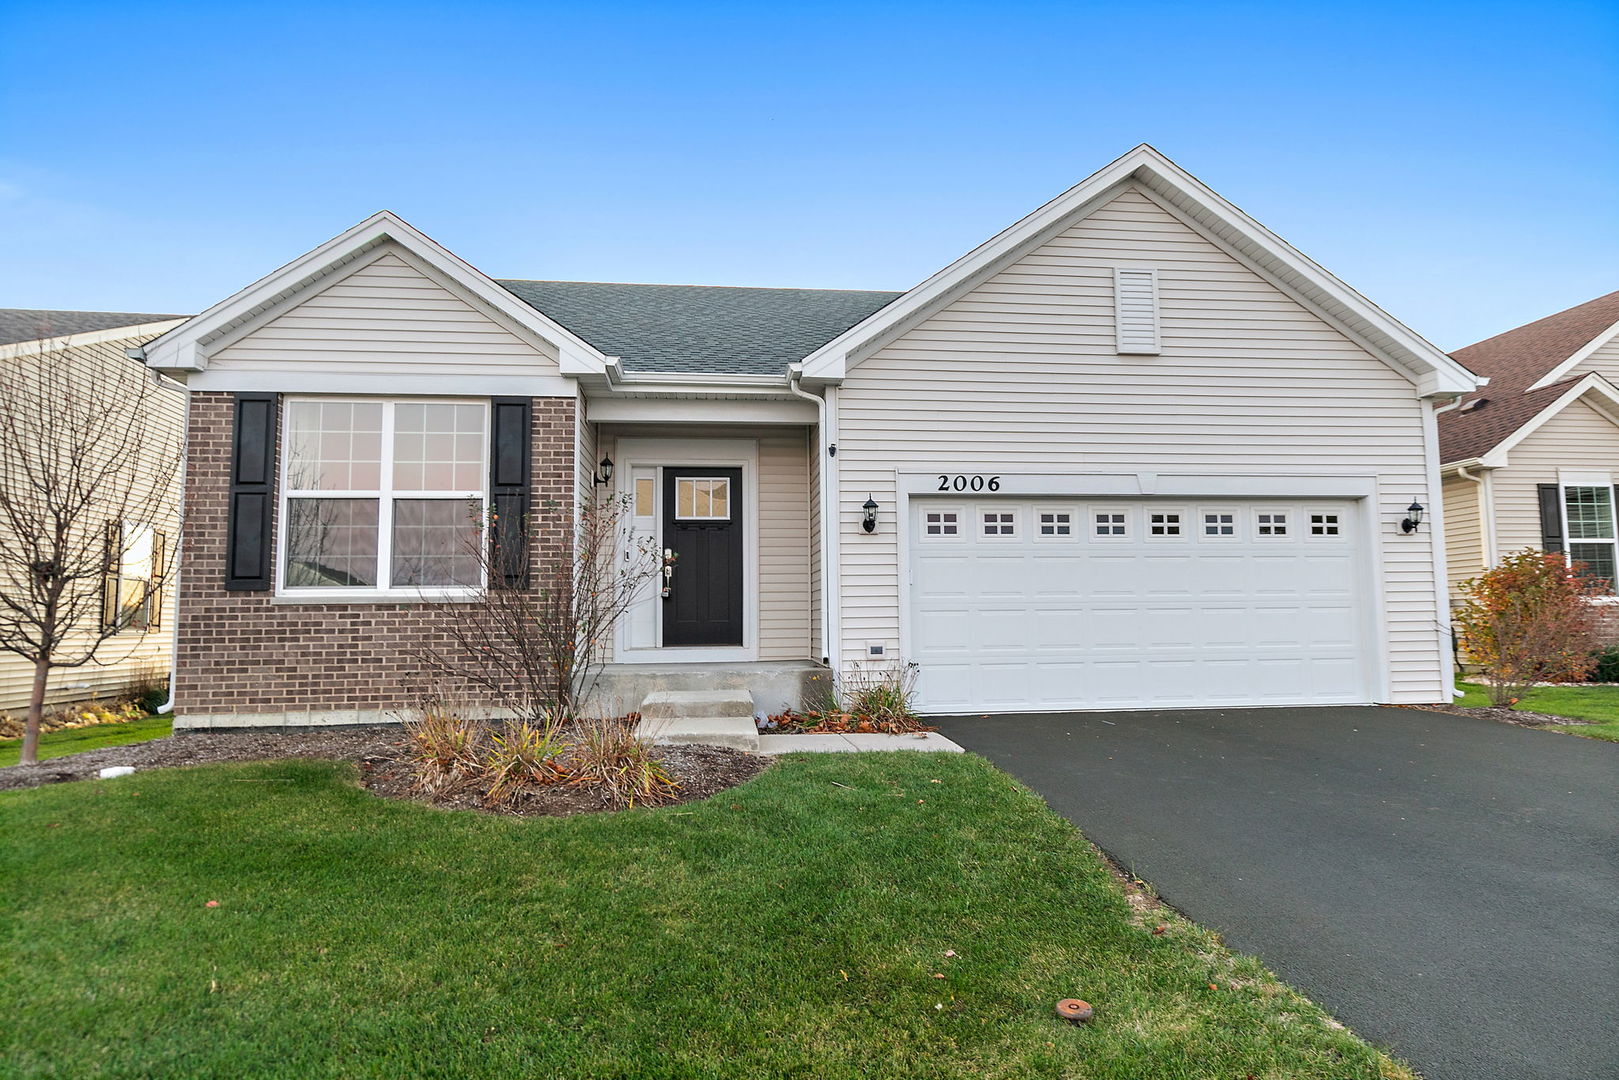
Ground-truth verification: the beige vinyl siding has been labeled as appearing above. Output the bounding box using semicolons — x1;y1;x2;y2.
209;244;559;376
1441;473;1486;594
1565;332;1619;383
834;183;1449;703
577;393;598;518
598;424;813;661
1490;397;1619;557
0;329;183;712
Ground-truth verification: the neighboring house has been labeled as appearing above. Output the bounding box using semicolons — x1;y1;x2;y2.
138;145;1478;729
0;309;188;711
1438;290;1619;597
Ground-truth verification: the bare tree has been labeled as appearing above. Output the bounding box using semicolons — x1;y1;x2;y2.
0;336;182;765
414;491;660;722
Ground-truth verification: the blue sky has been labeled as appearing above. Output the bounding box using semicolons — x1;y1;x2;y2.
0;1;1614;350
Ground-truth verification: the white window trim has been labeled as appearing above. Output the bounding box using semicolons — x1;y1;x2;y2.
275;397;490;601
1560;482;1618;594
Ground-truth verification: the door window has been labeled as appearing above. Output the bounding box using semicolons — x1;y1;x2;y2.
675;477;730;520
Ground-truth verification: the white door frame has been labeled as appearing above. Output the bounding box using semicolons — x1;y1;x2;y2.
890;469;1392;710
612;437;760;663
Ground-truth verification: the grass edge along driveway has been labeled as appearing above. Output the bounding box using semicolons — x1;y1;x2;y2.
1456;679;1619;741
2;752;1412;1079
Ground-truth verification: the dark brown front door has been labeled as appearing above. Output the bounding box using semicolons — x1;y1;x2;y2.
662;467;744;647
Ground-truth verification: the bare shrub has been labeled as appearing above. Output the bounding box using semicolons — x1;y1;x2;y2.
415;493;659;722
483;718;569;807
567;715;679;809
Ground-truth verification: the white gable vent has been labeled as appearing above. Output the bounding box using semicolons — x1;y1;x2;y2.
1114;267;1161;354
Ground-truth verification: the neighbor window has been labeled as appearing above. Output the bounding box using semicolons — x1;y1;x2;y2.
282;399;487;592
102;522;164;632
1564;485;1617;590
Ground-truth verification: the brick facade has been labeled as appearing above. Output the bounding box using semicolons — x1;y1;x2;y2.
174;391;574;724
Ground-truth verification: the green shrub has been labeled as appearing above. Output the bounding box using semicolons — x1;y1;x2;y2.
1590;646;1619;683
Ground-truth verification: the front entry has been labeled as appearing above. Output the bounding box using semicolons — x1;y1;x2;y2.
662;467;744;647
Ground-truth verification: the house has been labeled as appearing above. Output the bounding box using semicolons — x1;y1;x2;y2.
138;145;1478;729
1438;291;1619;597
0;310;187;711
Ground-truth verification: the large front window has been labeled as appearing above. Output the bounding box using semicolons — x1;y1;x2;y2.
281;399;487;594
1564;485;1617;591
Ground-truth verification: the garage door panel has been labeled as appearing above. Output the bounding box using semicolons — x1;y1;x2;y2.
910;496;1372;712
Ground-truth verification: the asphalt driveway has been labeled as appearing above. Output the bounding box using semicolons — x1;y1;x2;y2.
934;705;1619;1080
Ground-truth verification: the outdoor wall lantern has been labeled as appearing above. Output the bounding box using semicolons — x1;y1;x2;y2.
862;495;879;533
595;455;614;486
1401;500;1425;534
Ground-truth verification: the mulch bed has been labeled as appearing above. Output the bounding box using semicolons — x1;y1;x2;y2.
760;710;935;735
0;726;770;816
1410;703;1597;730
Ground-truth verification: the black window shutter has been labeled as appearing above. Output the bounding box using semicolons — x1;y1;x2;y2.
226;393;278;591
1537;483;1564;554
489;397;532;588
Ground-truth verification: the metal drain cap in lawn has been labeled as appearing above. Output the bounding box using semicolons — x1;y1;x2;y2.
1055;998;1093;1022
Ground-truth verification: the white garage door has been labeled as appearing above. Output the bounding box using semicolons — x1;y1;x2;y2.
908;498;1373;712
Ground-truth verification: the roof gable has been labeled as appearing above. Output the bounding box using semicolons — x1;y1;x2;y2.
1438;289;1619;463
799;144;1477;396
1456;373;1619;467
141;211;610;375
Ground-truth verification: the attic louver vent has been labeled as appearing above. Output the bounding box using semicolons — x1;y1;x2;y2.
1114;267;1161;355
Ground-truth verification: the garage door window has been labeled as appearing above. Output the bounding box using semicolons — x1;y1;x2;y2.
923;510;961;537
1202;512;1236;537
1257;512;1288;536
1037;510;1073;537
1310;513;1340;536
982;510;1017;537
1094;510;1128;538
1148;512;1182;537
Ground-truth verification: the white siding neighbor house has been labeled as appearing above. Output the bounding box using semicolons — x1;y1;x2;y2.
0;311;187;711
1437;290;1619;599
137;145;1477;729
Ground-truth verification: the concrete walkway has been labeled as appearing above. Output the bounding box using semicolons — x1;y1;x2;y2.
934;705;1619;1080
756;731;964;754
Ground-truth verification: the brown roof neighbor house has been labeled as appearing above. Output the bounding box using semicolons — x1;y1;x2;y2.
1438;290;1619;596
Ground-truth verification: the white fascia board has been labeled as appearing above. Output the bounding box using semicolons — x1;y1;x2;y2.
1438;457;1493;476
0;318;186;361
800;144;1480;396
1526;317;1619;391
1479;373;1619;468
584;397;817;424
140;210;610;376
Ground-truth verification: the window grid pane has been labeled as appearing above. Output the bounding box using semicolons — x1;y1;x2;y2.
285;498;379;587
1570;542;1617;589
675;478;730;520
286;401;383;491
1565;486;1616;541
391;499;482;587
393;402;485;491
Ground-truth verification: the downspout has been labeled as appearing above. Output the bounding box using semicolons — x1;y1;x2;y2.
1454;463;1496;566
788;367;833;665
1421;395;1463;700
155;378;189;716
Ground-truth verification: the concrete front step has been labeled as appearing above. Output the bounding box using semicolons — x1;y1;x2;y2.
639;689;755;720
637;715;759;752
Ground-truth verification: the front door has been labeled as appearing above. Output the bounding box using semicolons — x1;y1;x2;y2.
662;467;744;647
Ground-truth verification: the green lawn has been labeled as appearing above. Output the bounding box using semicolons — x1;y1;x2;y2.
0;753;1411;1079
0;713;172;767
1457;680;1619;742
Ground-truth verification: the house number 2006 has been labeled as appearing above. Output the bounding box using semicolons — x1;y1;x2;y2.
937;474;1001;492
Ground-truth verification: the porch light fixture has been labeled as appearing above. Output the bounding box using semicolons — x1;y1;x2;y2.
862;495;879;533
1401;500;1424;534
595;455;614;486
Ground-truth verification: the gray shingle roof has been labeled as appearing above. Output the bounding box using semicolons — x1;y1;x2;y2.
0;308;185;346
497;280;902;375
